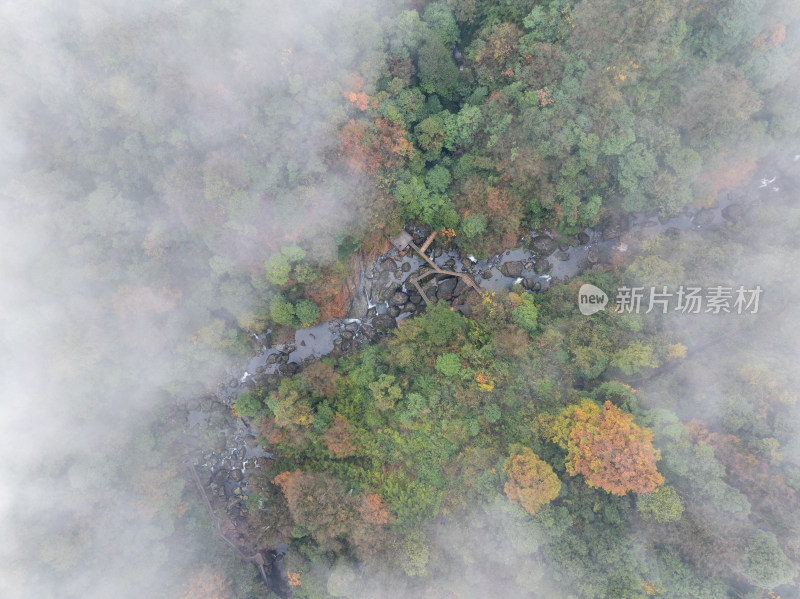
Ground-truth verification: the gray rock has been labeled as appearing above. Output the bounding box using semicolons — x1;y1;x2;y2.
245;435;259;448
409;293;423;305
665;227;682;240
387;306;401;317
600;213;628;239
453;278;470;297
499;261;524;277
482;270;493;279
533;259;552;273
558;242;570;252
587;250;599;264
722;204;744;222
577;231;590;245
523;277;537;290
346;290;369;318
433;247;443;258
401;262;411;272
381;258;397;270
394;269;403;279
340;330;353;340
389;291;409;306
280;362;299;376
554;251;570;261
693;209;714;226
373;314;397;331
344;322;359;333
531;235;557;255
340;339;353;352
229;469;243;482
436;277;458;301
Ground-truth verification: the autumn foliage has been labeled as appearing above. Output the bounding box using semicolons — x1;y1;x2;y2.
180;566;232;599
564;401;664;495
503;447;561;514
323;414;356;457
338;118;414;175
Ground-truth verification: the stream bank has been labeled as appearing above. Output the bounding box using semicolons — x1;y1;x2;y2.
184;151;798;592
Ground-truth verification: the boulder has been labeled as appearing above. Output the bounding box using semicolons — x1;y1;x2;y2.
499;261;524;277
577;231;590;245
693;208;714;226
436;277;458;301
280;362;299;376
533;259;552;274
554;251;570;261
531;235;557;255
600;212;629;240
380;258;397;271
453;278;470;297
482;270;493;279
373;314;397;332
722;204;744;222
389;291;409;306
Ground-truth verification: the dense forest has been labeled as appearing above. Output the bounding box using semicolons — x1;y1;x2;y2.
2;0;800;598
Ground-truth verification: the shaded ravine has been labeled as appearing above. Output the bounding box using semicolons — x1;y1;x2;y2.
185;151;799;592
220;154;793;400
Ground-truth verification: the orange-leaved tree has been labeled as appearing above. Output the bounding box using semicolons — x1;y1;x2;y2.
323;414;356;457
564;400;663;495
503;446;561;514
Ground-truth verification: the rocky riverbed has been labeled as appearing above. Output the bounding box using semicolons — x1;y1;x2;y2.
185;151;798;562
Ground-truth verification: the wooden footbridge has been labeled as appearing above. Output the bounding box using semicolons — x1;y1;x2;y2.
392;231;481;305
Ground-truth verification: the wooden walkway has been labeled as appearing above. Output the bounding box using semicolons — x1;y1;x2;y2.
405;231;481;304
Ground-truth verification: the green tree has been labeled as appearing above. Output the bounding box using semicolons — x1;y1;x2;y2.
636;484;684;523
265;254;292;286
460;212;487;239
512;294;538;335
233;391;263;420
295;300;320;326
422;1;459;49
737;530;797;589
435;352;462;376
417;37;460;99
270;297;295;326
